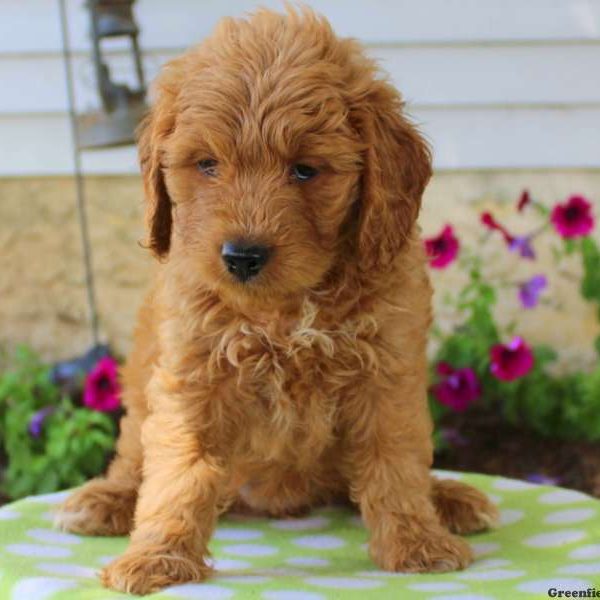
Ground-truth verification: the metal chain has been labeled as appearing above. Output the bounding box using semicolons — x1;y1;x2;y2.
58;0;100;346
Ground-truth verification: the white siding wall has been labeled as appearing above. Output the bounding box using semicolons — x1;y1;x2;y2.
1;0;599;175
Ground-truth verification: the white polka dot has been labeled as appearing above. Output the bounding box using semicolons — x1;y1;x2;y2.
305;577;383;589
458;569;526;581
429;595;494;600
493;478;534;491
27;528;81;545
538;489;590;505
0;509;20;520
570;544;600;560
408;582;467;592
211;557;252;570
524;529;586;547
214;528;263;541
544;508;597;525
471;542;500;557
6;544;72;558
433;470;464;480
471;559;513;570
217;575;270;584
517;578;593;593
355;570;410;578
486;494;503;505
271;516;330;531
97;555;117;566
558;562;600;575
168;584;234;599
222;543;278;557
254;568;308;577
27;491;71;504
262;592;325;600
39;511;54;522
10;577;78;600
293;535;345;550
35;563;96;578
499;509;524;526
285;557;330;568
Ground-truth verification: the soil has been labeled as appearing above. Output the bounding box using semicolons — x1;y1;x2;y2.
434;409;600;498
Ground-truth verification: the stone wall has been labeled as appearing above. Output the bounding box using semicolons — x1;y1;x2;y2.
1;171;598;370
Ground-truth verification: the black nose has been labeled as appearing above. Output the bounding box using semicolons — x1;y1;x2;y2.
221;242;270;282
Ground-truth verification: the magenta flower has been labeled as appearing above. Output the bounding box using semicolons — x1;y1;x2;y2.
432;362;481;411
519;275;547;309
509;236;536;260
425;225;460;269
83;356;121;412
550;195;595;239
517;190;531;212
490;337;534;382
481;212;514;244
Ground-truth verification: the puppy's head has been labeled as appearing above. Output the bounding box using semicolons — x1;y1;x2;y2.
139;8;431;307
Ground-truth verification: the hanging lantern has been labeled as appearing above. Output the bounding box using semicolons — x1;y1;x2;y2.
77;0;147;149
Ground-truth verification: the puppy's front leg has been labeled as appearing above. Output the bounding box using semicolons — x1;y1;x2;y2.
342;376;473;573
101;371;231;595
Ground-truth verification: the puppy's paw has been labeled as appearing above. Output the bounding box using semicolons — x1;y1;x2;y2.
371;527;473;573
55;479;136;536
433;478;499;535
101;546;211;595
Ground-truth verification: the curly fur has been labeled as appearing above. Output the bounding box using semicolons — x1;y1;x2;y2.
56;8;497;595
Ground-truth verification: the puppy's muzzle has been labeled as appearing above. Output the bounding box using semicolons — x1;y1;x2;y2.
221;241;270;282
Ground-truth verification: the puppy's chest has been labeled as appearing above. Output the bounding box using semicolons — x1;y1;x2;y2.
222;317;373;428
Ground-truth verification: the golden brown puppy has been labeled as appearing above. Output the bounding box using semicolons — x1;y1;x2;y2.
56;8;497;595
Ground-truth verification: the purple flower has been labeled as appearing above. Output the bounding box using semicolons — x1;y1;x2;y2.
490;337;534;382
28;406;55;438
526;473;561;486
509;236;536;260
440;427;469;447
83;357;121;412
519;275;548;309
432;362;481;412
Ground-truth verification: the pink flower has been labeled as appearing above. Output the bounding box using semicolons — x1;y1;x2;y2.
432;362;481;411
550;195;594;239
517;190;531;212
490;337;534;382
425;225;460;269
83;356;121;412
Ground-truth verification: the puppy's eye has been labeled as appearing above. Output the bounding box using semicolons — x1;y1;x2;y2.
197;158;218;176
291;164;319;182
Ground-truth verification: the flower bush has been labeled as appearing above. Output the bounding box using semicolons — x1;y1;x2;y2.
426;192;600;448
0;347;119;500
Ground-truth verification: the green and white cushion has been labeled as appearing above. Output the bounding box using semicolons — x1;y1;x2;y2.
0;472;599;599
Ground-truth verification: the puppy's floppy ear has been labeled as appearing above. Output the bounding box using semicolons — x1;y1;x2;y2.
353;83;432;271
137;59;185;258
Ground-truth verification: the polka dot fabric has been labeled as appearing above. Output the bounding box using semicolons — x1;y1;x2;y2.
0;472;598;599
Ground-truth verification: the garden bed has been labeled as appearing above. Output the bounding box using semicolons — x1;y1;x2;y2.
435;409;600;497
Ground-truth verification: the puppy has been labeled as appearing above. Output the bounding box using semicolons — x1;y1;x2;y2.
56;8;497;595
